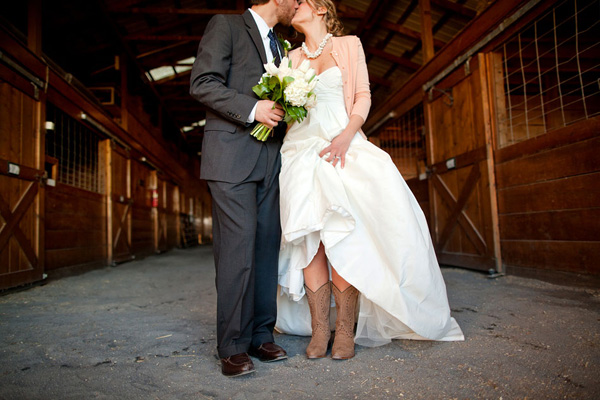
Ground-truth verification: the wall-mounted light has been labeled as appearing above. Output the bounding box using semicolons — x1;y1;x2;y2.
78;111;130;151
366;111;397;136
45;121;55;130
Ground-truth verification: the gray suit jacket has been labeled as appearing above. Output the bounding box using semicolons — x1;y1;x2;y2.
190;10;282;183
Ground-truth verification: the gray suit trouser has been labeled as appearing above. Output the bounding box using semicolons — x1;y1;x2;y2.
207;142;281;358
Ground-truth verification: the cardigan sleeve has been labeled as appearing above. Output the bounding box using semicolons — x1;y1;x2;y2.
349;36;371;122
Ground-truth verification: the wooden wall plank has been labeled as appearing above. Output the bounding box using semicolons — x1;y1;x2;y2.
497;136;600;189
45;184;107;270
45;230;106;250
499;209;600;242
501;240;600;275
45;246;108;270
495;115;600;164
498;172;600;214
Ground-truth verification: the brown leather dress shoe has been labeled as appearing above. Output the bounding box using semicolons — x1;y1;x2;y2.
248;342;288;362
220;353;255;377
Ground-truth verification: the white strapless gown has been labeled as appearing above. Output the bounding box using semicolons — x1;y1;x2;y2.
276;67;463;346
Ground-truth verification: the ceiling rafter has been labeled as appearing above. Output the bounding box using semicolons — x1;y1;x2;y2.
379;0;469;95
44;0;482;154
335;4;365;19
111;8;243;15
369;0;420;90
127;14;199;37
379;20;446;48
125;34;203;41
354;0;385;36
365;47;420;72
431;0;476;18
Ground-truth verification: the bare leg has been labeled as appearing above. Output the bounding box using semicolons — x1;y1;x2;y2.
303;243;329;291
331;267;351;292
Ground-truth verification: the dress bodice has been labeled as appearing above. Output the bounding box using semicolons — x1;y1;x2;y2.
313;67;344;106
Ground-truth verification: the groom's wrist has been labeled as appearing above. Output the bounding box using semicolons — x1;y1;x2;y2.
247;103;258;123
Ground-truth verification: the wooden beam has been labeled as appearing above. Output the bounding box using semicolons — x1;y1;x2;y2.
106;0;145;10
369;74;393;87
127;15;198;37
364;0;530;133
27;0;42;55
369;0;420;84
420;0;435;63
137;42;192;59
120;53;129;130
124;34;203;41
431;0;477;18
379;20;446;48
112;8;242;15
365;47;420;72
354;0;384;36
335;4;365;19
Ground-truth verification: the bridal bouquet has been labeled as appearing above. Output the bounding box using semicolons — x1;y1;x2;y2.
250;57;318;141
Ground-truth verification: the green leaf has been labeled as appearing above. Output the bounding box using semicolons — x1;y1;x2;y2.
252;84;270;99
282;76;295;88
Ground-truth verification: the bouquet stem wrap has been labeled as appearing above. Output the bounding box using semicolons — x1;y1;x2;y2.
251;57;318;141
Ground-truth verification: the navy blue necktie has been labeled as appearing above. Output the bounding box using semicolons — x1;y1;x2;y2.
267;30;281;67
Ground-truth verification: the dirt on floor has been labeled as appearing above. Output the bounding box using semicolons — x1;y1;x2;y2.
1;246;599;399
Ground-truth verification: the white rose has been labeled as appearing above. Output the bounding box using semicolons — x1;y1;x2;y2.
277;62;292;81
304;93;317;110
298;59;311;73
304;68;316;83
264;62;279;76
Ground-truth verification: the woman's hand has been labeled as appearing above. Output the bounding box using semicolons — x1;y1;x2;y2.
320;130;353;168
319;115;365;168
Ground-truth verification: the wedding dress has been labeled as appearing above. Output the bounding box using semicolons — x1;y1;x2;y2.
276;67;464;346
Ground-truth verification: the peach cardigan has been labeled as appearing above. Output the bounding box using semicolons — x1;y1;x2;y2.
289;35;371;138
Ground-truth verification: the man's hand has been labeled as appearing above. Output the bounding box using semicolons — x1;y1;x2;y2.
255;100;284;129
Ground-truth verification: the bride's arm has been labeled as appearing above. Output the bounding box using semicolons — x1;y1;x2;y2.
319;37;370;168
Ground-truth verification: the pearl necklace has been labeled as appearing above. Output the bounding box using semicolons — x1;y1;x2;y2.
301;33;333;59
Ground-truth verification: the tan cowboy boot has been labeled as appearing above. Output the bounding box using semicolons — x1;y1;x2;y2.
331;284;359;360
304;282;332;358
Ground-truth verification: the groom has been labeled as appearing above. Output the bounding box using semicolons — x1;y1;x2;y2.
190;0;298;377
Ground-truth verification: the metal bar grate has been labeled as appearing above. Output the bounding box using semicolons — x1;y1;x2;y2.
45;103;104;194
494;0;600;148
377;104;425;179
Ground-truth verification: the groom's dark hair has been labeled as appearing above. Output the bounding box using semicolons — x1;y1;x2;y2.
250;0;270;4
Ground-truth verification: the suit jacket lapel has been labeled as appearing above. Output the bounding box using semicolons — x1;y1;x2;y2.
243;10;268;65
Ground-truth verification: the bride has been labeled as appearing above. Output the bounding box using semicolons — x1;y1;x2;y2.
276;0;464;360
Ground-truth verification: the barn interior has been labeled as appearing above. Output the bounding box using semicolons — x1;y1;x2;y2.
1;0;599;290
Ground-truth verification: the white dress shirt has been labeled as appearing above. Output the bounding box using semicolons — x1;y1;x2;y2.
247;8;280;123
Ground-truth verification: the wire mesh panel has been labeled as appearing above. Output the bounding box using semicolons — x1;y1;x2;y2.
492;0;600;148
377;104;425;180
45;103;105;194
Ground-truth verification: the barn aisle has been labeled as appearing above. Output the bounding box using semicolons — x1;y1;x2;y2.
0;246;598;399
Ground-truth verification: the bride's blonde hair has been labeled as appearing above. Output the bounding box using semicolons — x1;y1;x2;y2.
307;0;344;36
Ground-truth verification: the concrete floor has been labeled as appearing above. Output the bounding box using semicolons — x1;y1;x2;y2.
0;246;598;399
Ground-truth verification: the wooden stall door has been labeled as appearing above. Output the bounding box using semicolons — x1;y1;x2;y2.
166;182;180;249
152;172;168;253
425;55;501;272
0;81;45;289
109;144;133;264
130;159;154;256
